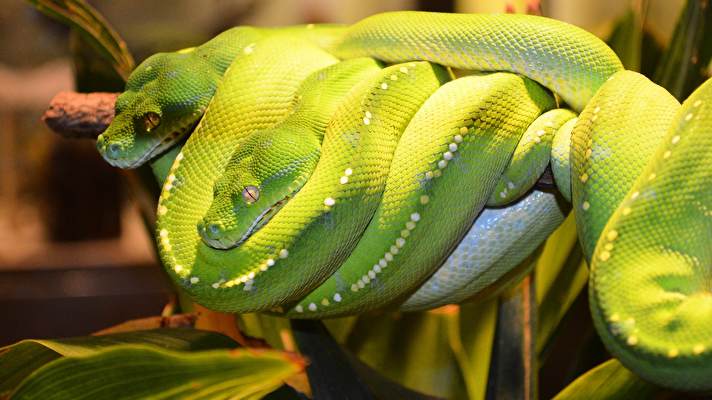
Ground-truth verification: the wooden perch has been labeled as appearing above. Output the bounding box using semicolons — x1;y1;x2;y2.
43;91;118;139
41;90;556;188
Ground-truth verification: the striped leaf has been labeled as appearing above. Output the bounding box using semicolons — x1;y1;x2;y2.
0;328;238;397
10;345;303;400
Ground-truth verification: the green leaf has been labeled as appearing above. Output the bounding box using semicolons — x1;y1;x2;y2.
323;316;359;344
537;252;587;359
552;359;662;400
26;0;134;81
654;0;712;100
0;328;238;397
450;299;498;400
235;313;294;350
607;7;645;72
10;345;304;400
70;30;126;92
345;311;464;398
534;213;590;360
535;213;578;305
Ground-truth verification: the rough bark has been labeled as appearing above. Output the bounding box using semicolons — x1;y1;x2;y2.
43;91;118;139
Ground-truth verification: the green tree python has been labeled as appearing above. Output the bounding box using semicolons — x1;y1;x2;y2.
95;11;712;392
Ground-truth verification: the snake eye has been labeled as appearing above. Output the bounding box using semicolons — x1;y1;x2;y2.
242;185;260;204
143;112;161;131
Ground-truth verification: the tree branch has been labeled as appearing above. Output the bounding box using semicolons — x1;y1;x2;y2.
41;90;556;188
43;91;118;139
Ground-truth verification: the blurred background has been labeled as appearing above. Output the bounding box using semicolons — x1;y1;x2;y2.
0;0;687;378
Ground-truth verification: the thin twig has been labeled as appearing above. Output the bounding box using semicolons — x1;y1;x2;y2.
41;90;557;190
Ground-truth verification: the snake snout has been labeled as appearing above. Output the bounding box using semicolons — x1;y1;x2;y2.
197;220;236;250
106;143;122;159
96;135;127;165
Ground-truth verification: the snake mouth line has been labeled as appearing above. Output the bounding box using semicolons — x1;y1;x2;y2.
107;119;198;169
202;194;293;250
146;121;198;164
236;195;292;247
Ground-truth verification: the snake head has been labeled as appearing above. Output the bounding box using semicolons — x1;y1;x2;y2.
97;49;219;168
198;127;320;249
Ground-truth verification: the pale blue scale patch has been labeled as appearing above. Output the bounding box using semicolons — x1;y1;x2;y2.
175;93;207;109
400;190;566;311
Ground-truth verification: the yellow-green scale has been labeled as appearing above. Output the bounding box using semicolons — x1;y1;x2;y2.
200;58;384;246
590;78;712;392
288;72;555;318
487;108;577;206
156;37;339;309
334;11;622;112
570;71;680;262
174;62;449;312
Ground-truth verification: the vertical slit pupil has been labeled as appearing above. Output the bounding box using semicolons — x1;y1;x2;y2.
145;112;161;131
243;186;259;203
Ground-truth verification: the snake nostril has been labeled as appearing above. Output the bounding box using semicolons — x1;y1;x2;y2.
198;221;223;241
107;143;121;158
208;223;221;238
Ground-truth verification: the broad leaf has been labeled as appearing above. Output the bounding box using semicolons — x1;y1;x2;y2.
607;7;645;72
234;313;294;350
654;0;712;100
553;359;662;399
345;311;465;399
11;345;303;400
534;213;589;359
451;299;498;400
323;316;359;344
92;314;196;335
535;213;578;305
537;252;587;359
0;328;237;396
26;0;134;80
70;30;125;92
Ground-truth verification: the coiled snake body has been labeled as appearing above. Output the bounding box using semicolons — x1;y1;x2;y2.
97;12;712;391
